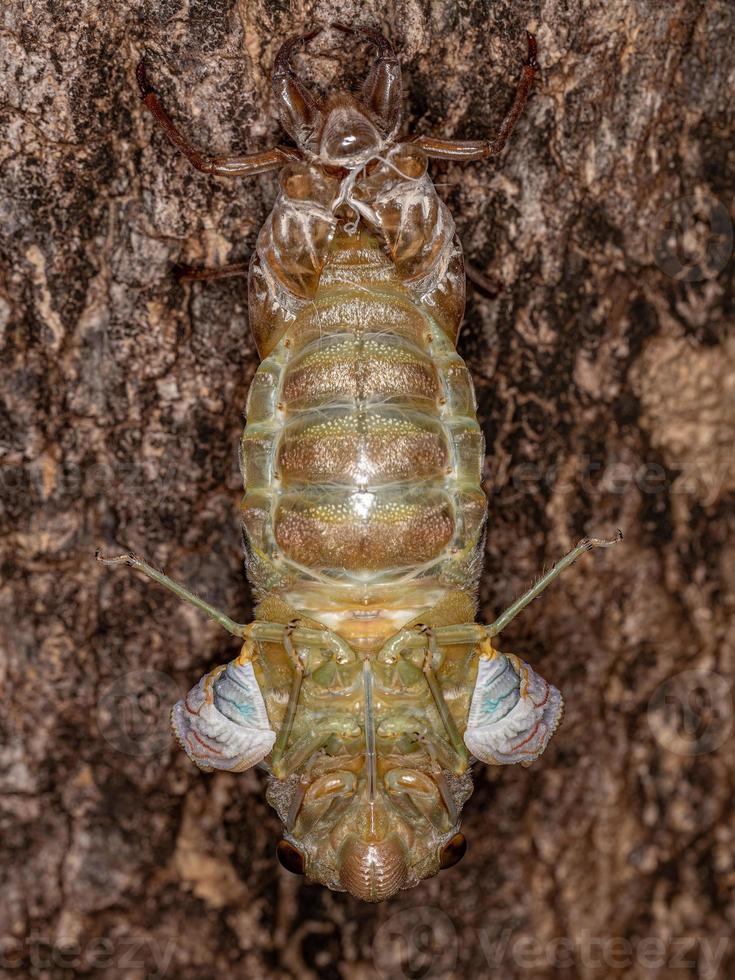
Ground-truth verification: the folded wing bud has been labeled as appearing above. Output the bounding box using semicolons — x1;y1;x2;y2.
171;659;276;772
463;653;563;765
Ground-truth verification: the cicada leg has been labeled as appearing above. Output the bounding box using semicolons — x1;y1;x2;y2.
136;61;294;177
411;32;539;161
418;729;468;775
96;550;248;637
256;623;358;779
377;710;466;776
273;722;361;780
417;627;469;769
269;623;305;774
487;531;623;637
378;627;471;773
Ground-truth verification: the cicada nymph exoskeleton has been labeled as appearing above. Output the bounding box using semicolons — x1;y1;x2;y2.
101;24;620;901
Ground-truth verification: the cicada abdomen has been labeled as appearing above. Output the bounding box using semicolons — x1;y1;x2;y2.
104;24;620;902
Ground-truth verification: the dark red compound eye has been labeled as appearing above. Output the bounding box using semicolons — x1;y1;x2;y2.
276;840;306;875
439;833;467;870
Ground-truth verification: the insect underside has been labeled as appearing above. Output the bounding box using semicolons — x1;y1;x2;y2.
103;26;619;901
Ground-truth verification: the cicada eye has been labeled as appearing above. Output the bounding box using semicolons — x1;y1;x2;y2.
276;840;306;875
439;833;467;870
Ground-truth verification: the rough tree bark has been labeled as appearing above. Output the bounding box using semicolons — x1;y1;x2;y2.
1;1;734;978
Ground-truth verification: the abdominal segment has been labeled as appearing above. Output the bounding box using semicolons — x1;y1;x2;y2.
274;488;455;571
277;408;450;485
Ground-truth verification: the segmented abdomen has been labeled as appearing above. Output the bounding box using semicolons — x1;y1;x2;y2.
241;230;486;630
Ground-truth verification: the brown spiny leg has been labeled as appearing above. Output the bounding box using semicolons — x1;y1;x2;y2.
271;29;325;151
411;32;538;161
332;22;402;133
136;61;298;176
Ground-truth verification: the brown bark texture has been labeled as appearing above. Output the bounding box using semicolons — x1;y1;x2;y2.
2;0;734;978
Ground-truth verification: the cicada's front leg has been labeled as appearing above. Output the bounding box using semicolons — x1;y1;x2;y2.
411;33;539;162
173;260;251;283
135;59;301;284
136;62;295;178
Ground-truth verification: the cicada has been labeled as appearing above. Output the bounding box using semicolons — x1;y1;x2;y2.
100;24;620;901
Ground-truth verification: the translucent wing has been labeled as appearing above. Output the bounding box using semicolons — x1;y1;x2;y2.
463;653;563;766
171;659;276;772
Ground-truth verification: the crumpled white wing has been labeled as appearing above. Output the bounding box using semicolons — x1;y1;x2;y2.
171;659;276;772
463;653;563;766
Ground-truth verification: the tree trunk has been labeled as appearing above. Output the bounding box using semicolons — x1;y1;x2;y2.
2;1;733;977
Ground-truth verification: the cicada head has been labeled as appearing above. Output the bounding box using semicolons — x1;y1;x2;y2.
339;833;409;902
270;766;470;901
272;24;402;166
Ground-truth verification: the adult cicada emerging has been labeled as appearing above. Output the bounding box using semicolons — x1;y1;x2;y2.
100;25;620;901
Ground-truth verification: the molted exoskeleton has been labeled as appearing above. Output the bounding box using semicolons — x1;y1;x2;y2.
247;141;462;358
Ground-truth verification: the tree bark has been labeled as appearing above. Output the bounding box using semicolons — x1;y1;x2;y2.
2;1;734;977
